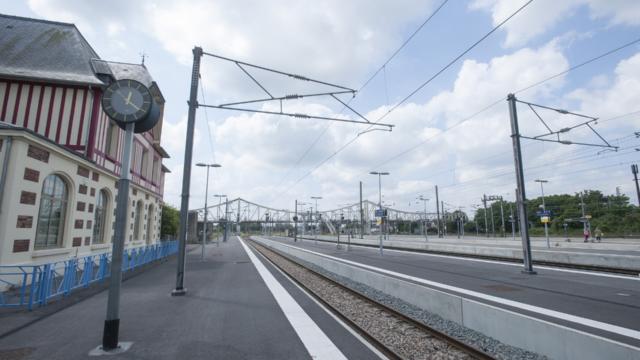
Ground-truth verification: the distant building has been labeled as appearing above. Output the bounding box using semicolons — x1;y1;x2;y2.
0;14;171;265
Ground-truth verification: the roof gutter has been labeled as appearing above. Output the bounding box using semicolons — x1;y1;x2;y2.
0;136;13;216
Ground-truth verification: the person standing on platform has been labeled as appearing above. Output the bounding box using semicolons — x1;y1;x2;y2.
594;227;603;243
583;228;590;242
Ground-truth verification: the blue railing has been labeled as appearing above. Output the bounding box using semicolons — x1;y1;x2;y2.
0;240;178;310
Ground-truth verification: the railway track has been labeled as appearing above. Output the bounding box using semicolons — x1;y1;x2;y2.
293;236;639;276
247;238;495;360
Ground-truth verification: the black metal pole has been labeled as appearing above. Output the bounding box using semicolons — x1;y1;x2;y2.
173;46;203;296
508;94;536;274
435;185;441;238
632;164;640;206
359;181;364;239
102;121;134;350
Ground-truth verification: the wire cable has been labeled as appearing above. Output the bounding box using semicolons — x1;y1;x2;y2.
199;75;217;163
278;0;535;197
269;0;451;194
370;36;640;170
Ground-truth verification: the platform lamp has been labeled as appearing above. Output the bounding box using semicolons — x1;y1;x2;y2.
212;194;227;245
310;196;322;241
196;163;221;260
369;171;389;255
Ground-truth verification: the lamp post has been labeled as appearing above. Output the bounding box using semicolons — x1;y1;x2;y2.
370;171;389;255
295;201;310;239
417;196;429;241
213;194;227;244
535;179;550;248
311;196;322;241
196;163;221;260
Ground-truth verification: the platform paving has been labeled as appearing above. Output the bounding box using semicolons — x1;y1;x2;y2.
0;238;380;360
300;233;640;255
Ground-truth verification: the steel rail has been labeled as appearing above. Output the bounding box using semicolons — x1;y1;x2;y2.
248;238;495;360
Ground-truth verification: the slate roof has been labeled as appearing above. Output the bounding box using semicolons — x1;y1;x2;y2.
0;13;103;85
0;13;166;99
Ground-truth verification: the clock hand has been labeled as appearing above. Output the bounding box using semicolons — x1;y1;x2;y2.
126;91;132;105
128;101;142;111
116;90;127;101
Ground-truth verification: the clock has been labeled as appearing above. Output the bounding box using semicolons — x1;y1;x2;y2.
101;79;152;123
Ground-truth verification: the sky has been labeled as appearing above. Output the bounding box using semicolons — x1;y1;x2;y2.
3;0;640;216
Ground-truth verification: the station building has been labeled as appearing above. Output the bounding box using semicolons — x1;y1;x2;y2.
0;14;170;266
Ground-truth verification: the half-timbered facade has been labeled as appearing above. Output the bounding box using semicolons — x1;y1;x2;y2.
0;14;170;265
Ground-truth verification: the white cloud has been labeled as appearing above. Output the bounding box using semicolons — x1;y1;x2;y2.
470;0;640;47
141;0;439;98
22;0;640;213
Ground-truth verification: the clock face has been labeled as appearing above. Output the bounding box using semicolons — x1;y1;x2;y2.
101;79;152;123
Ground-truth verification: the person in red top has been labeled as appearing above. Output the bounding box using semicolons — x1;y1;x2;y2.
583;228;590;242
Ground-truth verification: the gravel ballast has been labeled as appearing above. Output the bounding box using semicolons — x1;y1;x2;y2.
254;238;547;360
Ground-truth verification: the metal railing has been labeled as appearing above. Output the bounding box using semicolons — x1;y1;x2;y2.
0;240;178;310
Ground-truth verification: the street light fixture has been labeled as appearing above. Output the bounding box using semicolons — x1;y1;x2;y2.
534;179;550;248
370;171;390;255
417;196;429;241
195;163;221;260
296;201;310;237
213;194;227;244
311;196;322;241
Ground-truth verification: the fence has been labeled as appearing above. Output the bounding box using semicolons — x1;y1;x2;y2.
0;240;178;310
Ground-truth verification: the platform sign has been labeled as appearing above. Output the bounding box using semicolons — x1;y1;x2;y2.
375;209;387;217
540;216;550;223
536;210;552;217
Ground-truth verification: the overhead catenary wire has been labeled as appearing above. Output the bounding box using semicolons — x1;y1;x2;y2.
396;131;639;202
276;0;535;198
366;35;640;174
268;0;451;194
199;74;216;163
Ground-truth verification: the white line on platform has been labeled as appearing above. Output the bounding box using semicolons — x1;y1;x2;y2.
252;247;390;360
374;245;639;280
238;237;347;360
296;237;639;280
262;237;640;341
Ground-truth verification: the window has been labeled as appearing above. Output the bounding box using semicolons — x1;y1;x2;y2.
105;121;118;158
134;201;144;240
93;190;108;244
152;157;159;183
35;175;68;249
141;148;149;178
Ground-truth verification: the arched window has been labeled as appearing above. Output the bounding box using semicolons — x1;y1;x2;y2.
134;201;144;240
35;174;68;249
93;190;108;244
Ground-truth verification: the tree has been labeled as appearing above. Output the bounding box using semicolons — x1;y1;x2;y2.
161;204;180;239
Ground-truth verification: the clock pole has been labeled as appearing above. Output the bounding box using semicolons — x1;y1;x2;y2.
102;121;135;350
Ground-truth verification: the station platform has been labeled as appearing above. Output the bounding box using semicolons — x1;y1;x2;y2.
300;233;640;253
0;238;382;359
261;235;640;349
294;234;640;272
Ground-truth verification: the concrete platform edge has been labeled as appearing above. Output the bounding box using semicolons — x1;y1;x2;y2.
252;236;640;360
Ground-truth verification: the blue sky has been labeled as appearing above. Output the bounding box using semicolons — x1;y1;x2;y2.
3;0;640;215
